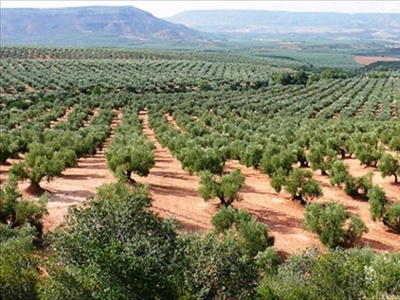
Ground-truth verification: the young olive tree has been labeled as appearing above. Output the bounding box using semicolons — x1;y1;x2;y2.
383;201;400;233
272;169;322;204
106;135;155;183
378;153;400;184
198;168;245;207
367;186;388;221
0;175;48;234
304;202;367;248
10;142;77;190
211;206;275;258
307;143;334;176
329;159;351;188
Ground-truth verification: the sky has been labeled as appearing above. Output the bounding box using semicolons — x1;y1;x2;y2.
1;1;400;18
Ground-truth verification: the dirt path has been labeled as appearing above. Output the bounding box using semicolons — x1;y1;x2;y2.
38;110;122;232
138;110;214;231
49;106;74;128
41;111;122;231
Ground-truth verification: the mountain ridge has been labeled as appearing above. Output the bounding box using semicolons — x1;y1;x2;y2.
1;6;205;45
166;10;400;41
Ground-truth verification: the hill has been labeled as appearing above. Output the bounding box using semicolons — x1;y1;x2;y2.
167;10;400;42
1;6;205;46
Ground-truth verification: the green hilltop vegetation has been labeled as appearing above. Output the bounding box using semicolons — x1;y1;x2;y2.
1;46;400;299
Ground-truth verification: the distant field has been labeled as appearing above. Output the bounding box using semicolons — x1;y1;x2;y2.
355;55;400;65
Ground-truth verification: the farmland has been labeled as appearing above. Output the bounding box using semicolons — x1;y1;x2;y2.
1;46;400;298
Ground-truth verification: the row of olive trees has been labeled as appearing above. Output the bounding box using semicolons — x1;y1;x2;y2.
106;107;155;183
148;109;247;207
9;108;115;190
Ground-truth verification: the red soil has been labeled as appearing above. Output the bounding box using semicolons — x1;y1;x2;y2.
1;109;398;255
355;56;400;65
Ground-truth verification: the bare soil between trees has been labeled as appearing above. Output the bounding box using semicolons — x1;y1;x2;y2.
1;110;399;256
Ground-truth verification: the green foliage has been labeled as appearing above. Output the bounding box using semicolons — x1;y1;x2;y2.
276;169;322;203
10;142;77;188
241;143;264;169
343;171;373;199
262;247;400;300
198;168;245;207
174;232;260;300
307;248;374;300
106;134;155;182
367;186;388;221
329;159;350;188
259;247;319;299
0;225;39;300
307;143;333;175
211;206;275;257
378;153;400;183
304;202;367;248
0;176;48;234
273;72;293;85
42;182;178;300
179;146;225;175
90;85;101;95
354;142;382;167
320;68;347;79
198;80;213;91
383;201;400;233
255;247;281;276
260;146;296;177
0;132;19;164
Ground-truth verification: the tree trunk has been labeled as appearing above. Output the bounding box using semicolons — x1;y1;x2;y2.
27;181;42;195
219;195;228;207
126;170;136;183
395;174;398;184
300;159;308;168
292;194;306;205
10;210;17;228
340;149;346;159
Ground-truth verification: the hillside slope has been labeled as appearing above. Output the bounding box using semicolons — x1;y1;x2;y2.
1;6;205;45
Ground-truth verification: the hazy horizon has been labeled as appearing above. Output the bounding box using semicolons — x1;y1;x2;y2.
2;1;400;18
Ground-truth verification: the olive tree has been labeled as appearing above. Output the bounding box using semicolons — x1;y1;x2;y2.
304;202;367;248
211;206;275;257
106;135;155;182
40;183;178;300
0;133;19;164
329;159;351;188
383;201;400;233
378;153;400;183
307;143;335;176
367;186;387;221
179;145;225;175
0;176;48;235
272;169;322;204
10;142;77;190
198;168;245;207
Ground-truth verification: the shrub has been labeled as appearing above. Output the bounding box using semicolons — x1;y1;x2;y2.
304;202;367;248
